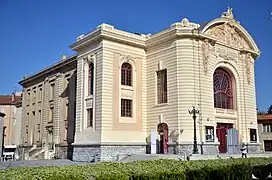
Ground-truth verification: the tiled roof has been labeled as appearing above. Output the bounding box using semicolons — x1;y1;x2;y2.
257;114;272;121
0;95;21;105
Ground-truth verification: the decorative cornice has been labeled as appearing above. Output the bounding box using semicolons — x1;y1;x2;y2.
19;55;77;86
70;25;146;51
84;53;96;64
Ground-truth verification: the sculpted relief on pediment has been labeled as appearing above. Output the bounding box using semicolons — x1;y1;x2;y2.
205;23;251;50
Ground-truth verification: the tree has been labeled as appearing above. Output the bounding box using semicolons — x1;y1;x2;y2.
268;105;272;114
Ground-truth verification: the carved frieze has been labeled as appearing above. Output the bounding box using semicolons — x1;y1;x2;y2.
215;47;238;63
120;54;136;64
201;39;215;74
84;54;96;63
205;23;250;50
121;90;133;98
245;53;254;85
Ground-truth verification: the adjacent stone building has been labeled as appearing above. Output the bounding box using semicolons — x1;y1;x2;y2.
0;92;22;146
257;113;272;152
19;8;261;161
19;56;77;160
0;112;5;159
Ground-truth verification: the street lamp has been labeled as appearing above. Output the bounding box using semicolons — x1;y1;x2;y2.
188;106;199;154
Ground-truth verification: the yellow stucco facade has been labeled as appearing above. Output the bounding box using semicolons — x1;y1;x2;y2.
19;8;261;161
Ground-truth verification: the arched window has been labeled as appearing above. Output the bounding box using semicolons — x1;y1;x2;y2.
88;63;94;95
213;68;233;109
121;63;132;86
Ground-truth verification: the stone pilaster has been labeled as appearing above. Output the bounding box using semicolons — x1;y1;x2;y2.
75;58;84;132
53;73;62;144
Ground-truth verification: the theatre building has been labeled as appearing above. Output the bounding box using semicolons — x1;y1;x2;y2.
19;8;261;161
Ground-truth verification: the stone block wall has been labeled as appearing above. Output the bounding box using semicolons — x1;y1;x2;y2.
73;145;146;162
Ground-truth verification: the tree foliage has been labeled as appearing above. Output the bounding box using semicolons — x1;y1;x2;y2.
268;105;272;114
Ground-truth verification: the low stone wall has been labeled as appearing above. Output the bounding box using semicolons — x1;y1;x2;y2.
168;142;219;156
247;143;261;153
72;145;146;162
18;144;70;160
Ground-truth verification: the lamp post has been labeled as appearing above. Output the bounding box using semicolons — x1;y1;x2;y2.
189;106;199;154
1;126;6;160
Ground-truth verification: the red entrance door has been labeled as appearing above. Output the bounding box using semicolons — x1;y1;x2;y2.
216;123;233;153
158;123;169;154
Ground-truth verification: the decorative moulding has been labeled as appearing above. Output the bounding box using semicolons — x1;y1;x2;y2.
202;39;215;74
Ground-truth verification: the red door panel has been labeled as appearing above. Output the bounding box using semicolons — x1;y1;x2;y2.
217;128;227;153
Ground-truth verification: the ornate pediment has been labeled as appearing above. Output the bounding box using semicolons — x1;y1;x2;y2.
205;22;251;50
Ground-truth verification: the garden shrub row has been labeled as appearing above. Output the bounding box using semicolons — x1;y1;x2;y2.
0;157;271;180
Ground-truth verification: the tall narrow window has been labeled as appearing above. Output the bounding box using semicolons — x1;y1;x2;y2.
205;126;215;142
121;99;132;117
121;63;132;86
39;87;42;102
88;63;94;95
250;129;257;142
33;90;36;104
157;69;167;104
213;68;233;109
65;104;69;120
49;107;54;122
50;83;55;100
25;113;29;143
87;108;93;127
27;91;30;105
64;128;67;141
37;130;41;142
38;110;41;125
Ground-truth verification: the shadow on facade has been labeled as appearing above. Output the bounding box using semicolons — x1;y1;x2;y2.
59;71;77;160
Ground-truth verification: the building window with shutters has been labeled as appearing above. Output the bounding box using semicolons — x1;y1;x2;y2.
157;69;167;104
121;99;132;117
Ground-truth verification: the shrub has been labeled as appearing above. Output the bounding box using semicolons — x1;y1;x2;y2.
0;157;271;180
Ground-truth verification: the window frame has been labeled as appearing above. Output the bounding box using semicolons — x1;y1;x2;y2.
87;108;93;127
121;63;132;86
205;126;215;142
50;83;55;100
249;128;257;142
88;63;94;95
213;69;234;109
121;99;132;117
157;69;168;104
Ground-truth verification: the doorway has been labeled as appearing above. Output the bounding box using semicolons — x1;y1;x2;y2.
157;123;168;154
264;140;272;151
216;123;233;153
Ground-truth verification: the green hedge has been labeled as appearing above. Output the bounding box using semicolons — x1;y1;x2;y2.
0;157;271;180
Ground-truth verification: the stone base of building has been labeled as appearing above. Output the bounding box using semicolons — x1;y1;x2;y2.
247;143;262;153
18;144;72;160
168;142;219;156
72;144;147;162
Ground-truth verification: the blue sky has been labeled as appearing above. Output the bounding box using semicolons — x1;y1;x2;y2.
0;0;271;111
